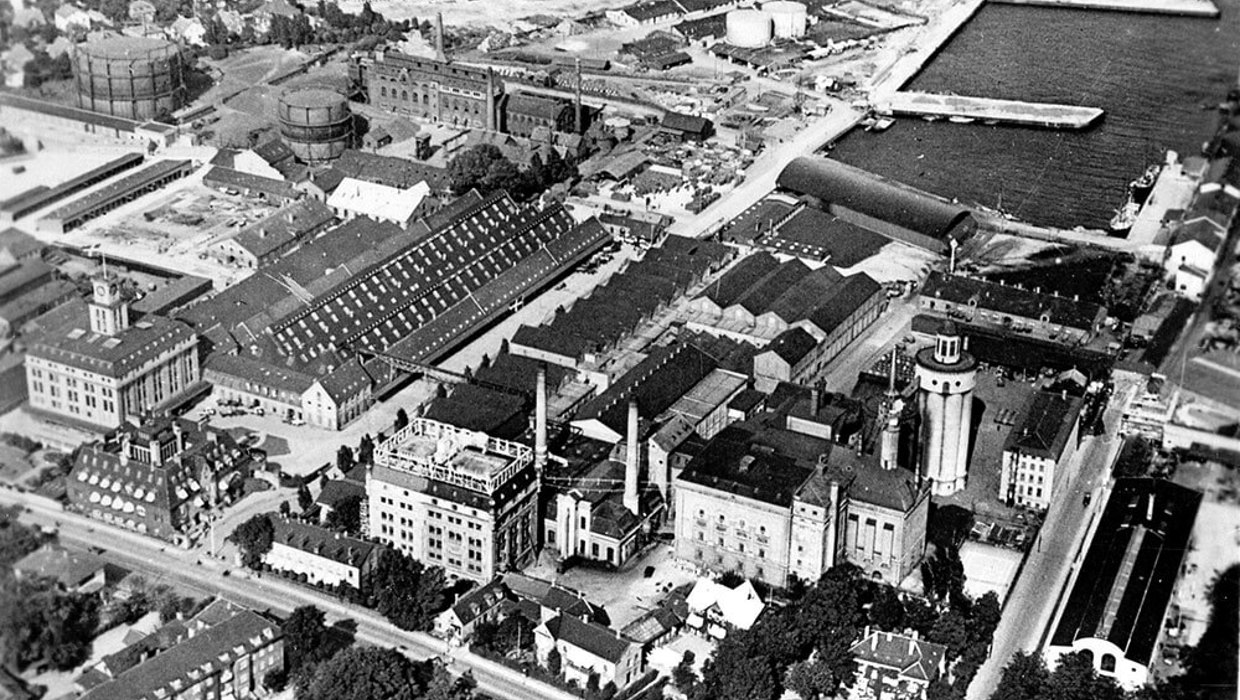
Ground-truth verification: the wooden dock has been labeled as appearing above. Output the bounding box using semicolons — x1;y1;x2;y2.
990;0;1218;17
873;92;1105;130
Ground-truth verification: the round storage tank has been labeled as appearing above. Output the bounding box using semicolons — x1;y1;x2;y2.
762;1;808;38
726;9;773;48
278;88;353;164
73;36;185;121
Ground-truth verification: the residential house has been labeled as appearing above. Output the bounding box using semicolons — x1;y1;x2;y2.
850;628;948;700
433;578;508;644
683;577;764;639
1164;216;1226;300
13;544;108;592
535;614;644;689
262;517;380;590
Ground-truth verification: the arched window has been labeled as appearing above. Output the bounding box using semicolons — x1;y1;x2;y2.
401;90;408;101
1100;654;1116;673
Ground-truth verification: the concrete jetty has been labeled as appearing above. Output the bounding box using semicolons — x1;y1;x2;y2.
873;92;1104;129
869;0;987;92
990;0;1218;17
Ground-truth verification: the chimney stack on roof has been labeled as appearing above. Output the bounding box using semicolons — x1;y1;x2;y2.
624;397;640;516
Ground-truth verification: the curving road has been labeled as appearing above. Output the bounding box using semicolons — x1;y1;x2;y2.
1;490;577;700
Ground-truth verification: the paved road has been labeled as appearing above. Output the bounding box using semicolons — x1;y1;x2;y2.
965;378;1134;700
666;100;865;239
2;491;576;700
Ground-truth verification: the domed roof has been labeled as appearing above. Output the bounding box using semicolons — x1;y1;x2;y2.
939;320;959;336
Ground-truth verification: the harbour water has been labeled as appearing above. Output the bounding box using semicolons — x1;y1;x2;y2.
829;2;1240;230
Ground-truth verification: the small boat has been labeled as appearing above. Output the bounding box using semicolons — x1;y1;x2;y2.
922;115;941;122
983;119;998;125
1109;198;1140;236
871;117;895;132
948;116;975;124
1128;164;1160;205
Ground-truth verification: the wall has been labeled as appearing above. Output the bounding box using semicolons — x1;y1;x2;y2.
675;480;793;586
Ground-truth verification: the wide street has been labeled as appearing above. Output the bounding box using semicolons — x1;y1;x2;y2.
1;490;576;700
965;376;1135;700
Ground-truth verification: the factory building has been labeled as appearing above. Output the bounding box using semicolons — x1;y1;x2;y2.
674;406;929;587
367;418;539;582
353;48;503;131
187;191;608;430
914;322;977;497
1000;391;1082;511
777;157;977;253
1046;479;1201;691
683;252;885;384
504;93;576;139
919;271;1108;344
26;273;200;431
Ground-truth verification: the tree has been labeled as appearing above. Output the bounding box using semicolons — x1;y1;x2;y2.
325;495;363;535
546;646;562;676
989;652;1049;700
369;551;446;631
358;434;375;465
395;408;409;432
784;656;837;700
337;445;355;472
230;514;274;569
0;505;50;568
263;668;289;692
447;144;530;197
928;608;971;659
1179;563;1239;695
869;585;906;631
298;483;314;512
922;543;966;603
672;650;697;692
1044;651;1123;700
696;655;779;700
423;663;476;700
284;605;328;672
300;646;431;700
0;576;100;671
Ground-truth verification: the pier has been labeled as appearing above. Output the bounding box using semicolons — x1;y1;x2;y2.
990;0;1218;17
873;92;1105;129
868;0;987;92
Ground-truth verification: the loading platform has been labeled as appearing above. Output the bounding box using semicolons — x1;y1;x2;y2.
873;92;1105;130
990;0;1218;17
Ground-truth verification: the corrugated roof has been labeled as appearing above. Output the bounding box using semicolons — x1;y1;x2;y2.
777;156;974;240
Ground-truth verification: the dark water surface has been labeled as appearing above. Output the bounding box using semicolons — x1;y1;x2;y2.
829;2;1240;229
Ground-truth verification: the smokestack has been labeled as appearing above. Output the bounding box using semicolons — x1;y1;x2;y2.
435;12;446;62
887;350;898;396
485;68;497;132
574;57;583;135
535;364;548;471
624;397;640;516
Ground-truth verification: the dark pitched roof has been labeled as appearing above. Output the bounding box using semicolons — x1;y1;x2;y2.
921;271;1103;332
574;341;720;438
623;0;685;21
850;630;946;682
317;357;373;403
1004;391;1082;461
770;206;887;266
316;478;364;510
660;111;712;135
807;273;881;332
0;227;44;259
202;166;297;200
81;611;280;700
704;252;783;308
334;149;452;193
270;517;377;567
1050;478;1202;667
764;327;817;365
798;446;926;512
232;199;336;260
204;353;316;394
26;302;196;379
778;156;974;240
507;93;571;121
451;579;508;626
544;614;635;663
13;545;106;588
